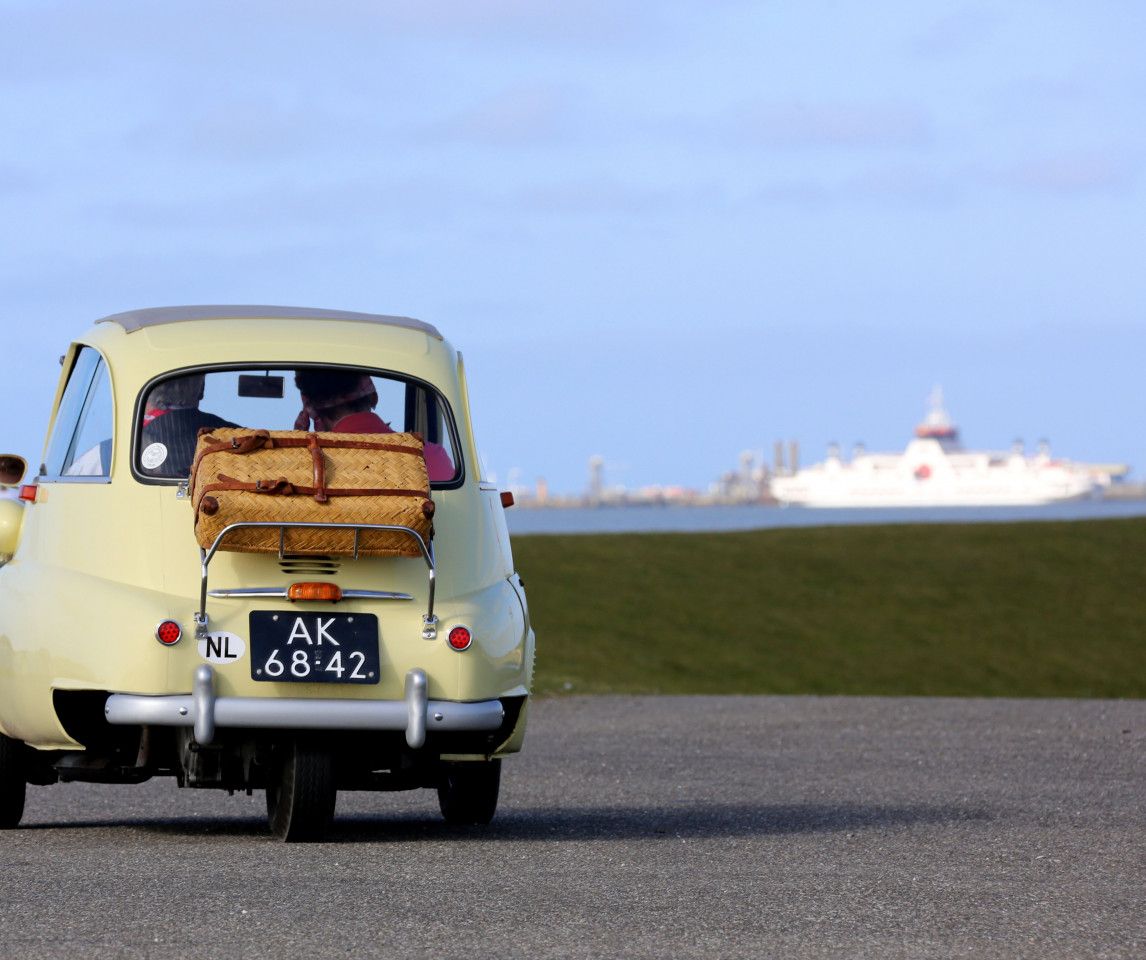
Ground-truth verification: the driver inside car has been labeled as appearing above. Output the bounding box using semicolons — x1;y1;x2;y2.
140;374;237;478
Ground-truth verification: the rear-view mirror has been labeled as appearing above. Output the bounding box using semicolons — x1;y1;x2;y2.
238;374;285;399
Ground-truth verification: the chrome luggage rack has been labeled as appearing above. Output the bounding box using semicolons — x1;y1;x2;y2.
195;521;438;640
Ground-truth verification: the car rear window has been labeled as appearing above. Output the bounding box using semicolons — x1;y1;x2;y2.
135;366;461;485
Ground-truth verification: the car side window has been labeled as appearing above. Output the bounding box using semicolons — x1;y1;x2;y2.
42;347;114;479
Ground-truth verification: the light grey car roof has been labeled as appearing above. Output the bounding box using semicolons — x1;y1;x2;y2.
96;305;442;340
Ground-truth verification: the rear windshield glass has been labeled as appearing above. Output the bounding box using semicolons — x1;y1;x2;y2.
135;367;460;485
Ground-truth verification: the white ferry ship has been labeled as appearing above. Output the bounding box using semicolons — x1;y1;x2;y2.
770;389;1109;508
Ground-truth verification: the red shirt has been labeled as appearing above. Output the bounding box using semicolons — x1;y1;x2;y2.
333;412;455;482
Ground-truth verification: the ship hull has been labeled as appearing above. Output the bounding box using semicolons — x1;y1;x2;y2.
771;487;1096;509
770;440;1098;509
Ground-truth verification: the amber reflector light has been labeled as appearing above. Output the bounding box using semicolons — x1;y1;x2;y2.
155;620;182;645
18;485;37;503
287;582;344;602
448;626;472;651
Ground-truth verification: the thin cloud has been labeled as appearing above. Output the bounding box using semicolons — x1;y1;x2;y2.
0;163;43;194
83;177;474;236
996;152;1137;194
124;94;365;162
749;164;960;208
299;0;643;44
911;6;1000;58
83;172;700;235
739;102;932;150
748;150;1137;207
513;179;691;216
417;86;573;146
846;164;961;203
239;0;647;48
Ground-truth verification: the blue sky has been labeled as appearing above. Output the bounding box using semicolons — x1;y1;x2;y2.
1;1;1143;493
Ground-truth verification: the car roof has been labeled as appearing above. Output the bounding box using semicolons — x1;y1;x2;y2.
96;305;442;340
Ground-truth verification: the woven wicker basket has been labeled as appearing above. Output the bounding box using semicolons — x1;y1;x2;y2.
189;429;434;557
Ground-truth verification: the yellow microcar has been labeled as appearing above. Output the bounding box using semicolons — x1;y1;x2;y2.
0;306;534;841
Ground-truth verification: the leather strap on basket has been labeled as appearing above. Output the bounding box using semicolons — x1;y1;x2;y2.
198;434;422;457
198;474;433;505
307;433;328;503
277;437;423;455
191;431;273;484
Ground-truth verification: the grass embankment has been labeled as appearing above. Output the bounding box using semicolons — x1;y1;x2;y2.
512;517;1146;698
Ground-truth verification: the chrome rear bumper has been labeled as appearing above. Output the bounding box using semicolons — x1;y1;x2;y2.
103;666;503;749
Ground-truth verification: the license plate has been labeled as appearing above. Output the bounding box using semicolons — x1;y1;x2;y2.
249;612;380;684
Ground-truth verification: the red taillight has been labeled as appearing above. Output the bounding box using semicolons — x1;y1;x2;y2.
287;582;343;602
155;620;182;646
447;625;472;651
18;485;37;503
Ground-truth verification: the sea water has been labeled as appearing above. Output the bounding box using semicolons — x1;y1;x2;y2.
505;498;1146;536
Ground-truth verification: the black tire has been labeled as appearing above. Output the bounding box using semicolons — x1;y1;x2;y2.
265;739;336;842
0;732;27;829
437;759;501;825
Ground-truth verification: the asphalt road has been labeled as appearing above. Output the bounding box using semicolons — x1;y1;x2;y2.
1;696;1143;959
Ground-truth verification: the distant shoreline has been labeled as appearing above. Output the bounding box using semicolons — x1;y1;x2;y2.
506;496;1146;536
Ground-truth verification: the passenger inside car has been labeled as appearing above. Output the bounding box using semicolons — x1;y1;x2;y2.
293;369;455;481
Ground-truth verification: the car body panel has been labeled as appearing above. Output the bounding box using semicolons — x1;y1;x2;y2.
0;309;533;756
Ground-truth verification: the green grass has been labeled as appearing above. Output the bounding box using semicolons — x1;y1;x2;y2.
512;517;1146;698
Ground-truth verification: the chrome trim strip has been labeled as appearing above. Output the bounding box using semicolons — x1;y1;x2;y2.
344;590;415;601
206;587;414;601
36;475;113;485
208;588;288;599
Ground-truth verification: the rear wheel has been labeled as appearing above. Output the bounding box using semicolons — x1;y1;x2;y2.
0;732;27;829
437;759;501;825
265;739;336;842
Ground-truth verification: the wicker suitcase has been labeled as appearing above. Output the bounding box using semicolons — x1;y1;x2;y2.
189;429;434;557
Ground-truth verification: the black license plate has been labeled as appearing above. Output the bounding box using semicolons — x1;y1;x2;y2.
250;612;380;684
